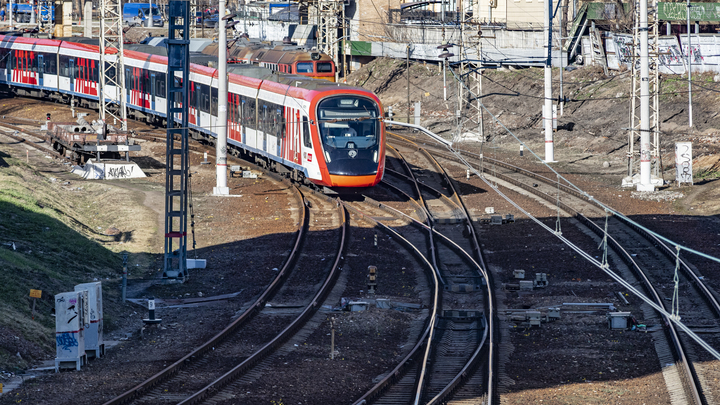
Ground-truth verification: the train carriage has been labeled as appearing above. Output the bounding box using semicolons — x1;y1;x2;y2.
0;36;61;96
0;34;385;190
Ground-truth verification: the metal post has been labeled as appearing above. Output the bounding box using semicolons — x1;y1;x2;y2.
214;0;229;196
443;58;447;100
330;317;336;359
122;252;128;302
147;0;153;27
687;1;693;128
638;0;653;191
407;44;410;123
544;0;555;162
559;6;564;116
8;0;12;29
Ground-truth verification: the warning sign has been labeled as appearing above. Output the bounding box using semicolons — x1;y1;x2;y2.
29;289;42;299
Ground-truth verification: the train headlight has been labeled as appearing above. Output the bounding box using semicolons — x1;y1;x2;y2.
373;150;378;163
324;151;331;163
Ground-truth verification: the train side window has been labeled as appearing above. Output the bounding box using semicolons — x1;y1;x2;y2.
211;86;218;116
45;54;57;75
59;55;69;77
200;85;210;113
156;74;165;98
143;70;151;94
302;116;311;147
317;62;333;73
104;62;116;81
91;60;98;82
246;99;255;130
296;62;313;73
7;50;14;71
0;49;7;69
277;108;284;138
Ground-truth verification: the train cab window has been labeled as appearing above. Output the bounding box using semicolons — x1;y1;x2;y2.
296;62;313;73
211;87;218;116
302;116;311;148
317;96;380;149
317;62;333;73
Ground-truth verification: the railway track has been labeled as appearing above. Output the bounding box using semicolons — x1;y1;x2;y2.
390;131;720;405
347;141;496;404
102;186;346;404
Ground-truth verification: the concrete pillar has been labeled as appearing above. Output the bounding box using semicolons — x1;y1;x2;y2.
53;0;64;37
83;0;92;37
62;0;71;36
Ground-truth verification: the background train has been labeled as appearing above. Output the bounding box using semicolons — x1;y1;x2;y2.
0;35;385;189
135;36;337;82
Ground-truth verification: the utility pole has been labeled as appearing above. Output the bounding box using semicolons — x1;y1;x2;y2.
687;0;693;128
214;0;229;196
544;0;555;162
559;6;564;116
637;0;653;191
189;0;197;38
147;0;153;28
407;44;410;123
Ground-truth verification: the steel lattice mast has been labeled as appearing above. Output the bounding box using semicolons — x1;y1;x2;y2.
99;0;127;130
316;0;342;81
163;0;191;282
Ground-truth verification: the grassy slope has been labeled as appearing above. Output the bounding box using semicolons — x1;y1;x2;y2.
0;155;120;371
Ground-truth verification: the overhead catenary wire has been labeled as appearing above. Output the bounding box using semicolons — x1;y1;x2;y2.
448;66;720;267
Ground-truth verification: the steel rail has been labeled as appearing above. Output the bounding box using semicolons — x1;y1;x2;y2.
414;145;705;405
420;149;497;405
345;200;439;405
102;183;308;405
178;199;349;405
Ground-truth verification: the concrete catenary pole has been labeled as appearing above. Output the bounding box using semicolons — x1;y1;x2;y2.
147;0;153;28
213;0;229;196
686;0;693;128
637;0;654;191
84;0;92;37
544;0;555;162
30;0;35;24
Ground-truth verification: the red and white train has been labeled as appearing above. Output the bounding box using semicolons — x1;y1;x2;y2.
0;35;385;189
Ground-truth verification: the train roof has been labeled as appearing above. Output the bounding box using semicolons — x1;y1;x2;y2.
0;34;61;47
126;44;167;57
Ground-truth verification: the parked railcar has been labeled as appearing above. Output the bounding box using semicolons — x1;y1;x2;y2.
199;39;336;82
0;35;384;189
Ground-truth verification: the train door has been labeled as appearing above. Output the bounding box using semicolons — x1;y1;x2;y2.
68;58;75;92
150;73;156;111
38;54;44;87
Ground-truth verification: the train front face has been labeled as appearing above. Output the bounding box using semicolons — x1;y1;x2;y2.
316;94;385;188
